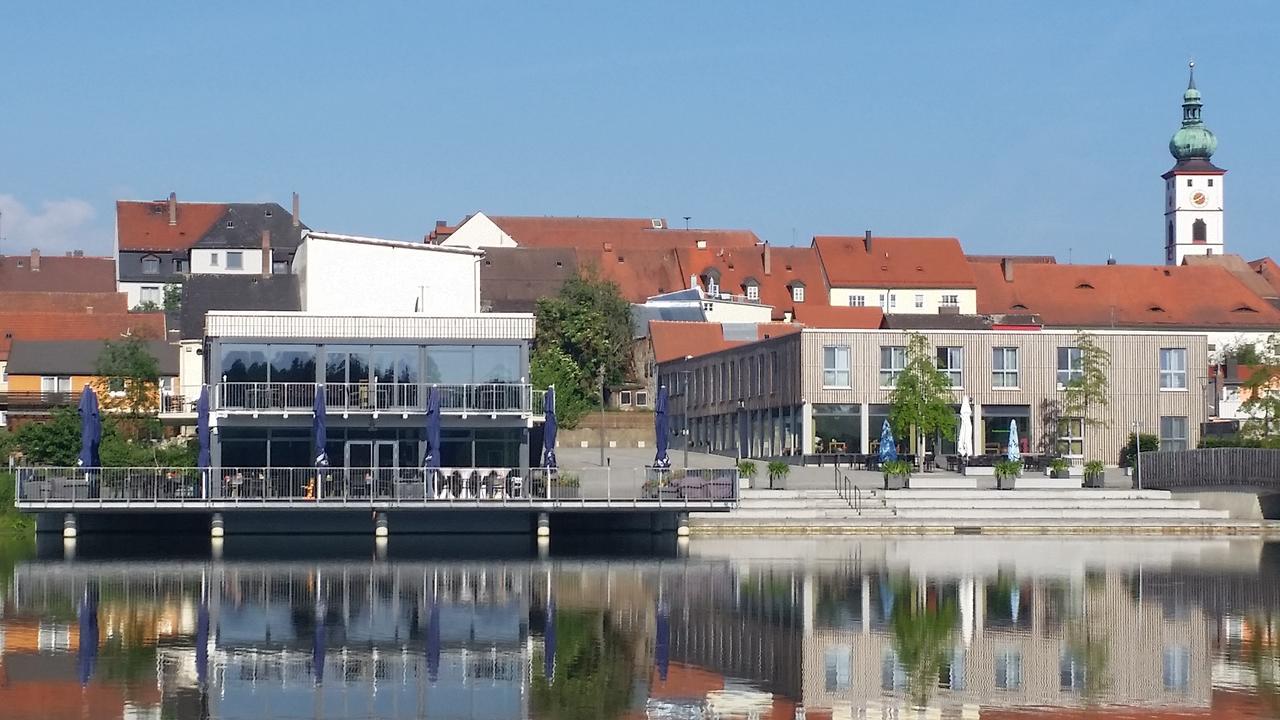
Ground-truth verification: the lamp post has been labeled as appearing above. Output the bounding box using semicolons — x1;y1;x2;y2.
598;365;606;467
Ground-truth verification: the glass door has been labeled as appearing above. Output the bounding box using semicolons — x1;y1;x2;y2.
345;441;373;498
374;441;397;499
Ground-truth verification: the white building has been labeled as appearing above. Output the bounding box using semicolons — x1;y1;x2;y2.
1164;63;1227;265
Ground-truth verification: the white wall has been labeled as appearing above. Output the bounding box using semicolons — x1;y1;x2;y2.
1205;330;1270;362
828;287;977;315
0;359;7;393
1165;173;1225;265
119;280;164;308
703;299;774;323
297;234;482;315
437;212;515;249
190;248;265;275
179;341;204;403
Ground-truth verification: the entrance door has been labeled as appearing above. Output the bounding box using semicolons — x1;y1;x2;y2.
345;440;397;499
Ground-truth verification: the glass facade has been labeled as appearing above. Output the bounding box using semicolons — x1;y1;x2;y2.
983;405;1031;456
813;404;859;454
220;342;523;386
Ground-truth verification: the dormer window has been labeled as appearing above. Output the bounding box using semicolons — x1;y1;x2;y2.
1075;282;1094;290
745;283;759;301
1233;305;1258;313
1149;305;1165;313
791;283;806;303
701;268;722;295
141;255;160;275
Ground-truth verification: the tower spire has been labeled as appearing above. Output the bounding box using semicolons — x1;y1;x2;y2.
1187;59;1196;90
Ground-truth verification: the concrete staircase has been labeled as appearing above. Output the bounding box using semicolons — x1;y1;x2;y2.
691;487;1238;532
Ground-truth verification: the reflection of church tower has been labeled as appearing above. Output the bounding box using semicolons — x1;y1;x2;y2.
1163;62;1226;265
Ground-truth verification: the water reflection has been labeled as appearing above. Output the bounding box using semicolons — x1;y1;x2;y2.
2;537;1280;718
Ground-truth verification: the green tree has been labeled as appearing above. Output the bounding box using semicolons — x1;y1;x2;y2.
11;407;81;465
890;578;958;709
1060;331;1111;461
162;283;182;312
534;270;633;395
96;334;161;416
1242;334;1280;439
131;301;160;312
887;333;956;463
531;346;593;428
531;609;635;720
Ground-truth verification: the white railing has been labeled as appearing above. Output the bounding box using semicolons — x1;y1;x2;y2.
213;382;545;415
13;466;738;508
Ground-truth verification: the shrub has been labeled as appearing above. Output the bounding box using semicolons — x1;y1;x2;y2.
1084;460;1105;477
994;459;1023;478
766;461;790;484
1049;457;1070;473
1119;432;1159;467
882;459;913;477
736;460;758;479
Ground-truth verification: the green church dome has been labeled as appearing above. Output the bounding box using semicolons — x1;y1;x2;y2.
1169;62;1217;161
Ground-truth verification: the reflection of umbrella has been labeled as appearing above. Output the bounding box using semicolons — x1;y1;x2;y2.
655;600;670;681
879;577;895;620
878;420;898;463
196;387;211;497
1011;586;1021;623
1007;420;1022;462
313;386;330;467
78;592;98;686
426;602;440;682
544;598;556;681
959;577;974;647
313;604;326;685
77;386;101;468
196;599;209;687
957;396;973;459
541;387;557;469
653;386;670;468
424;387;442;470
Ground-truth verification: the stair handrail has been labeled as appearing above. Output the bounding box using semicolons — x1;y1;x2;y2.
834;468;862;514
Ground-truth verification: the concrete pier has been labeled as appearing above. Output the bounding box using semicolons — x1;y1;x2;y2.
62;513;76;539
374;512;389;537
536;513;550;538
211;513;225;538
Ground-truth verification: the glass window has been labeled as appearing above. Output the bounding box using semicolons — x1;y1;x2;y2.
142;256;160;275
993;347;1019;388
220;344;269;383
1160;416;1189;451
619;390;632;406
995;650;1022;690
1057;417;1084;457
1160;348;1188;389
942;294;959;305
473;345;520;383
745;284;759;301
1057;347;1083;387
210;253;219;267
635;391;648;406
173;258;187;273
427;346;473;384
140;286;161;305
1060;653;1086;692
823;346;850;387
848;295;865;307
914;293;924;308
880;650;906;691
226;251;244;270
273;260;288;274
792;285;805;303
879;346;906;388
41;376;72;393
936;346;963;388
824;647;851;692
814;404;860;454
1163;646;1190;691
270;345;316;384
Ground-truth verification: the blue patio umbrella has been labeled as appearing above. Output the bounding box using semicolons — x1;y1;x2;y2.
542;387;557;469
77;386;100;469
653;385;670;468
426;601;441;682
196;599;209;687
880;577;896;620
196;387;211;497
313;385;330;467
655;600;670;682
313;606;326;685
424;387;442;470
1007;419;1022;462
78;592;98;686
544;597;556;681
878;419;898;463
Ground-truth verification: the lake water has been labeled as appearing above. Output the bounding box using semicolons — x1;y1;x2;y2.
2;533;1279;719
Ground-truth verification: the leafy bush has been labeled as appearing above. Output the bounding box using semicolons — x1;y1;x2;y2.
1084;460;1105;477
1119;432;1159;466
1049;457;1070;474
766;461;790;483
1199;434;1280;449
994;459;1022;478
882;459;913;477
736;460;758;479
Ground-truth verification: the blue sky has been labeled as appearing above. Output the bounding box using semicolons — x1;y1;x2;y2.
2;2;1277;262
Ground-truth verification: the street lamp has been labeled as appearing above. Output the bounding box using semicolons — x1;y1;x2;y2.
598;365;606;467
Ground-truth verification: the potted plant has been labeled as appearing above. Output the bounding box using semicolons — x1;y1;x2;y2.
882;459;912;490
994;459;1022;489
1083;460;1105;488
766;461;790;490
736;460;758;489
1047;457;1071;479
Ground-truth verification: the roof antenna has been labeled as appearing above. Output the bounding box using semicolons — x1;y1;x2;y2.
683;216;691;231
1068;247;1073;265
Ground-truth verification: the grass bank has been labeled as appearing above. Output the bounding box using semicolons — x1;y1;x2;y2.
0;473;34;535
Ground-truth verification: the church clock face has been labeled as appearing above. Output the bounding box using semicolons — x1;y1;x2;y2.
1191;191;1208;207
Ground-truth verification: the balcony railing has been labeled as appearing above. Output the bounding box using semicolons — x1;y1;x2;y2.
13;466;739;508
0;392;76;409
214;382;545;415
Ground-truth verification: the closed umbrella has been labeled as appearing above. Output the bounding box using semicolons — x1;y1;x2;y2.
424;387;442;497
1007;419;1022;462
78;591;98;686
196;387;211;498
196;599;209;687
544;597;556;682
313;386;330;467
878;419;898;463
426;601;440;682
541;387;557;469
957;396;973;459
313;603;326;685
655;600;670;682
653;385;670;468
77;386;100;468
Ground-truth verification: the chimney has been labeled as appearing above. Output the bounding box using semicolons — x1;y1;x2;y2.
863;230;872;254
168;192;177;226
1106;255;1117;265
292;192;300;228
763;242;772;276
29;248;40;272
261;229;272;277
1001;257;1014;283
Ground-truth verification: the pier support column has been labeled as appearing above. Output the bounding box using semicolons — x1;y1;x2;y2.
536;513;550;538
374;512;389;538
676;512;690;537
210;513;225;538
62;513;77;539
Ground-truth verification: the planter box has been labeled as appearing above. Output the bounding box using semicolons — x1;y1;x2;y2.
996;473;1020;490
962;465;996;476
883;473;908;490
1016;475;1083;489
1083;473;1105;488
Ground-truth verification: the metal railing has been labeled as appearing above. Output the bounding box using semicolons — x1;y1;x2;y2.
13;466;738;508
0;392;76;409
213;382;545;415
160;395;192;414
835;469;863;514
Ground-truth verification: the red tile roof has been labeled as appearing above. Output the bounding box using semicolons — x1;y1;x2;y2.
116;200;227;252
649;320;800;363
1249;256;1280;297
814;236;977;288
456;215;760;252
676;245;829;320
0;254;116;293
791;305;884;329
0;312;166;360
971;261;1280;329
1183;253;1279;299
0;291;128;314
579;248;688;303
967;254;1057;264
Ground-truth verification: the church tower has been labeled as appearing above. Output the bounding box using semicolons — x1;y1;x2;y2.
1163;62;1226;265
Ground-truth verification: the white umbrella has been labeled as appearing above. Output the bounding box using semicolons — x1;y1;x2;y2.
1007;419;1022;462
957;396;974;459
